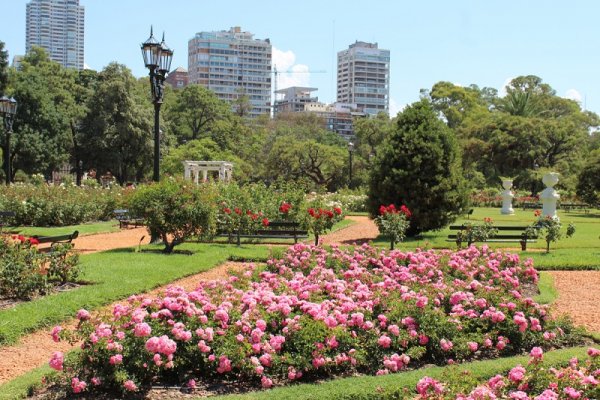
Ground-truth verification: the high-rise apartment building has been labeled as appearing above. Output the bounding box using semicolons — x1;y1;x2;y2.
188;27;272;118
26;0;85;70
337;41;390;116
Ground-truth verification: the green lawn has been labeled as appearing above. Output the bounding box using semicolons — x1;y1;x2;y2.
0;242;270;347
373;207;600;269
4;220;121;237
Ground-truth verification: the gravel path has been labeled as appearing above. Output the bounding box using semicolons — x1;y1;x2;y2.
548;271;600;333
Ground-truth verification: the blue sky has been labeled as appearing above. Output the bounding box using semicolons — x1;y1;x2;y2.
2;0;600;116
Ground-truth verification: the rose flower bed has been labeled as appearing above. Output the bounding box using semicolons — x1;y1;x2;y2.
48;245;581;396
414;347;599;399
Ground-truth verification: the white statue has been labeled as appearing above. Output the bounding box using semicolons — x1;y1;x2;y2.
500;179;515;215
540;172;560;219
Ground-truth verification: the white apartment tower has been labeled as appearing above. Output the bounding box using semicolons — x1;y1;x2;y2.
337;41;390;115
188;27;272;118
26;0;85;70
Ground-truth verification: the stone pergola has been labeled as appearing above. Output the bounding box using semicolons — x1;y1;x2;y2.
182;160;233;183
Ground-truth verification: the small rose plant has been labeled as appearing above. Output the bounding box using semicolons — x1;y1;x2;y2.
374;204;411;250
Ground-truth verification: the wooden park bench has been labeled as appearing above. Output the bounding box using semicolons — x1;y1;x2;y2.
32;230;79;250
447;225;538;251
559;203;590;213
114;209;144;229
219;221;308;246
521;202;542;211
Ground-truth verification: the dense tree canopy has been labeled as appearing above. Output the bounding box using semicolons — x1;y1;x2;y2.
369;100;469;235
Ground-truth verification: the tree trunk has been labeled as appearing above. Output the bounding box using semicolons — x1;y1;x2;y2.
314;233;319;246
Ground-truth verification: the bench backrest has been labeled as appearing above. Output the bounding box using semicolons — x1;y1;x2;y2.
34;230;79;244
449;225;531;231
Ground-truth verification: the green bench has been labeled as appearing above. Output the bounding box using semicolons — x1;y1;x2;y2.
114;209;144;229
219;221;308;246
33;230;79;249
448;225;538;250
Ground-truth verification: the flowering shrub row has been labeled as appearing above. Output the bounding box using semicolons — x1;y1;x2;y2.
0;184;122;226
48;245;580;395
414;347;599;399
0;236;79;299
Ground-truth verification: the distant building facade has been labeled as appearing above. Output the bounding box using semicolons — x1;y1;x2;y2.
275;86;366;138
337;41;389;115
274;86;318;115
26;0;85;70
165;67;189;88
188;26;272;118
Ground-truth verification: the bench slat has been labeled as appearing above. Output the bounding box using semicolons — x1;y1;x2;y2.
34;230;79;245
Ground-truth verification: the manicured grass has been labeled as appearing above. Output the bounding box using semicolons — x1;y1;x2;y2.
5;220;120;237
0;242;270;346
214;347;589;400
373;207;600;269
534;272;558;304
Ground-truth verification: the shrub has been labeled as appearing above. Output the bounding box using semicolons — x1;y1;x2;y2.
304;203;343;245
527;213;576;253
0;237;80;299
455;218;498;249
0;184;121;226
374;204;411;250
368;100;469;236
127;179;217;253
414;347;599;399
0;236;47;299
48;245;581;396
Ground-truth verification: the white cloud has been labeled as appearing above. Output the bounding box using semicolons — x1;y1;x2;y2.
564;89;582;103
83;63;91;70
272;47;311;94
389;98;405;117
499;77;514;97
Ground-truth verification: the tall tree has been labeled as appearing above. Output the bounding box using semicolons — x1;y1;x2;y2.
369;100;469;235
8;47;75;179
164;84;232;144
79;63;153;184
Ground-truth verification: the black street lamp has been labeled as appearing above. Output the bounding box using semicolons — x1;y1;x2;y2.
0;96;18;185
347;141;355;189
141;27;173;182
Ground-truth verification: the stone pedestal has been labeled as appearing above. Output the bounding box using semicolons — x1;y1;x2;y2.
500;179;515;215
540;172;560;219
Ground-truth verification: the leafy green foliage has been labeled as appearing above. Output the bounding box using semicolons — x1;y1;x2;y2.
576;150;600;205
368;100;469;235
0;40;8;96
78;63;153;184
127;178;217;253
0;184;120;226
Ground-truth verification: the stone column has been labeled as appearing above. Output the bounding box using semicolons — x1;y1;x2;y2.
540;172;560;219
500;179;515;215
202;170;208;182
183;162;191;180
193;167;199;184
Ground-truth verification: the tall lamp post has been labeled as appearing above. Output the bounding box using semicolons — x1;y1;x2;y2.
0;96;18;185
141;27;173;182
348;141;355;189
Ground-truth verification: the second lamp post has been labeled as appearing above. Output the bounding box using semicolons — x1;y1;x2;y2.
348;141;355;189
141;27;173;182
0;96;18;185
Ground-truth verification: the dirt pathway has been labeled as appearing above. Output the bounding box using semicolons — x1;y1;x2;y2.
72;226;150;254
321;215;379;246
548;271;600;333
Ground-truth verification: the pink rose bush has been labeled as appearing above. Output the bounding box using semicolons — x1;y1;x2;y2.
49;244;580;395
415;347;599;399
